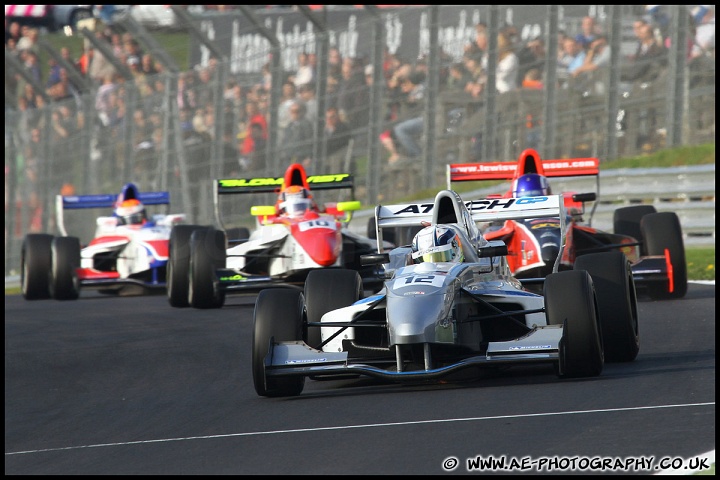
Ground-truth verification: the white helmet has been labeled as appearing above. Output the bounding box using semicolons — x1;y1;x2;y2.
411;225;465;264
278;185;313;217
115;199;146;225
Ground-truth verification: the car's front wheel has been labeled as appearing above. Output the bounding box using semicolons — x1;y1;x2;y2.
252;289;306;397
167;225;206;308
641;212;687;300
545;270;603;378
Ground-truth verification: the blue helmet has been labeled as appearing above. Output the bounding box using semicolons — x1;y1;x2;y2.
512;173;551;197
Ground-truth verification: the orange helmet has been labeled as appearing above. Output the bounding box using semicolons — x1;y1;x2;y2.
115;199;147;225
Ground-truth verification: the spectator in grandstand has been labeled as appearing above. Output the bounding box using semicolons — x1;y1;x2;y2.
6;20;22;46
290;51;315;89
297;83;318;123
445;62;472;92
462;52;485;99
571;34;610;80
557;37;586;88
239;100;268;168
141;53;159;77
391;70;426;160
516;37;546;87
521;68;543;90
336;56;370;132
691;6;715;59
323;105;352;171
16;26;39;55
621;22;667;83
177;71;198;111
574;16;601;51
464;22;488;62
194;66;215;108
327;46;343;84
279;100;314;170
278;80;298;130
495;32;519;94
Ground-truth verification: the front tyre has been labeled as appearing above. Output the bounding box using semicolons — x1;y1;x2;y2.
545;270;603;378
50;236;81;300
252;289;306;397
613;205;657;255
21;234;54;300
575;251;639;362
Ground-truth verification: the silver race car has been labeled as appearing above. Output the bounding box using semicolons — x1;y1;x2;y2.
252;189;640;397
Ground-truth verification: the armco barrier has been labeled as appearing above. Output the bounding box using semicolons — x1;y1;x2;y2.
348;164;715;247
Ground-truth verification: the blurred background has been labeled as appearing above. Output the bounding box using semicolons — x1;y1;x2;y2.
4;5;715;274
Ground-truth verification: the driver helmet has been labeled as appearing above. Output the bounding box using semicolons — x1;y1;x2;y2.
512;173;551;197
115;199;147;225
411;225;465;264
279;185;313;217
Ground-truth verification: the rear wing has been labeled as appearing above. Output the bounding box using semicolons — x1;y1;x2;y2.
446;158;600;187
213;173;355;229
446;158;600;225
56;191;170;236
374;194;567;272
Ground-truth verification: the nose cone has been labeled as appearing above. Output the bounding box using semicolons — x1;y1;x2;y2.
386;293;448;345
294;222;341;266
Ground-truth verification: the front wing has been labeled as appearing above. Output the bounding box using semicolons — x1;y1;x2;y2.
262;326;562;383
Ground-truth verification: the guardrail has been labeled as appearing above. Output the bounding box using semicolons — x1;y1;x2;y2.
348;164;716;247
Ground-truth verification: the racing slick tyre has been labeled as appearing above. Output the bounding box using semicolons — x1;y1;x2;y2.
304;269;363;350
641;212;688;300
252;289;305;397
21;234;54;300
168;225;206;308
613;205;657;255
189;227;227;309
575;252;639;362
545;270;603;378
49;236;81;300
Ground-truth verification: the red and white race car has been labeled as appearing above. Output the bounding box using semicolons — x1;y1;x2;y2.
167;163;387;309
446;148;687;300
21;183;185;300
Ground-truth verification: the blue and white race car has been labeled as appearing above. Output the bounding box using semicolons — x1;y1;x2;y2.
21;183;185;300
252;189;640;397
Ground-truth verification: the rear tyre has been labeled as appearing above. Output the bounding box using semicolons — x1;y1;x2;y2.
252;289;306;397
50;236;81;300
21;234;54;300
304;269;363;350
641;212;687;300
168;225;206;308
613;205;657;255
189;227;226;309
545;270;603;378
575;252;639;362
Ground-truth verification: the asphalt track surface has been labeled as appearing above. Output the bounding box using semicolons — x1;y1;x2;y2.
5;283;715;475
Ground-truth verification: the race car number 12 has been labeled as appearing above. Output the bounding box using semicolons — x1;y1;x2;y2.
393;275;445;289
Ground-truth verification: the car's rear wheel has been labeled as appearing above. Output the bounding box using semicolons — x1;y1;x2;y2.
545;270;603;378
304;269;363;350
188;227;226;309
168;225;206;308
252;289;305;397
613;205;657;255
21;234;54;300
575;251;639;362
50;236;81;300
641;212;687;300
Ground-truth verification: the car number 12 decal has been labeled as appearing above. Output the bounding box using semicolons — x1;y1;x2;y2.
393;274;445;289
